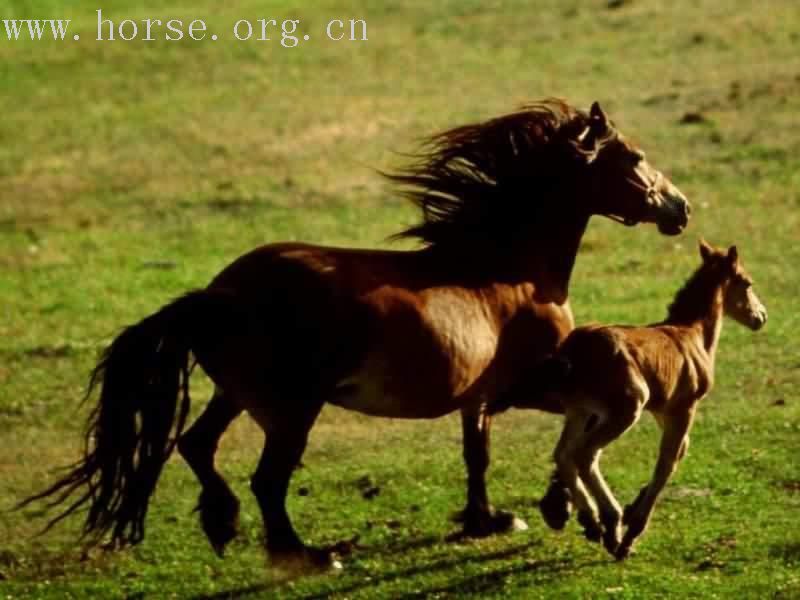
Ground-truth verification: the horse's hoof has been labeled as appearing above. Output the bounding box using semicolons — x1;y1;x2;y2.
511;516;529;532
205;520;239;558
539;484;572;531
197;493;240;557
456;508;525;538
270;546;342;575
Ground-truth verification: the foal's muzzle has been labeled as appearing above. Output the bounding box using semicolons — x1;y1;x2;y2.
749;308;768;331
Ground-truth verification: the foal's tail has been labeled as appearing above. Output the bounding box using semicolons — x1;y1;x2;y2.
17;289;243;547
489;355;572;415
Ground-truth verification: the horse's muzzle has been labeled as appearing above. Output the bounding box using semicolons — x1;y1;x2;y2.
655;188;691;236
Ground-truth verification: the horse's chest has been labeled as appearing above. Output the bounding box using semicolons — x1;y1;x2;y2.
422;291;499;383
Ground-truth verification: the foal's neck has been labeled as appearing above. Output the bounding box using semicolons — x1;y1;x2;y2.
665;267;725;355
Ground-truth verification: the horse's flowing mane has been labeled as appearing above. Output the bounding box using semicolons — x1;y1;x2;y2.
385;99;617;248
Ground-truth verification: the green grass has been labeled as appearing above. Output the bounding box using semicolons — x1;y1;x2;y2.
2;0;800;597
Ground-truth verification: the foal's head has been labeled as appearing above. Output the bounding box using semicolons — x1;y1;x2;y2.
577;102;690;235
699;240;768;330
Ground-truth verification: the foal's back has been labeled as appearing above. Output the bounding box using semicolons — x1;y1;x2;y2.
559;322;712;414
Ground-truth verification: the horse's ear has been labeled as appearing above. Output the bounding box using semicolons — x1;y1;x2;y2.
727;245;739;264
578;101;609;162
590;101;609;132
699;238;714;262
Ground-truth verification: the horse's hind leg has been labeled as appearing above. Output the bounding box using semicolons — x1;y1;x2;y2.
178;388;243;556
456;405;527;538
249;399;333;571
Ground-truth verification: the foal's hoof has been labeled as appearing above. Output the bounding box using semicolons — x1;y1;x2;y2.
539;483;572;531
270;546;343;575
602;529;621;556
623;486;648;525
454;508;527;539
577;511;603;543
600;514;621;555
614;543;633;561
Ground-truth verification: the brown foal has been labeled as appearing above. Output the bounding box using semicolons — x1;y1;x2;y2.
20;100;691;571
541;241;766;559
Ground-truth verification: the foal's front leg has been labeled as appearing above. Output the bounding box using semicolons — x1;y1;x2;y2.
617;409;695;560
457;405;527;537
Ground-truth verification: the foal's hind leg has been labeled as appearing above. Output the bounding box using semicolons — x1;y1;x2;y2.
539;470;573;531
178;388;243;556
553;411;603;543
249;399;334;571
574;405;642;555
456;405;527;538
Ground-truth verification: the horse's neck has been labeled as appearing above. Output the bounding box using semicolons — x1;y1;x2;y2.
422;210;588;303
523;212;590;303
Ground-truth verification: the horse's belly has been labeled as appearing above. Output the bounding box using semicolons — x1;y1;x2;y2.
327;377;462;419
328;290;499;419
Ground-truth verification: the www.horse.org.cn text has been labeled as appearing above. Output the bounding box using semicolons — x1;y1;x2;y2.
1;10;369;46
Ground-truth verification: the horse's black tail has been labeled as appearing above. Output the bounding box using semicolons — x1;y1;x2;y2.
489;355;572;415
17;289;241;547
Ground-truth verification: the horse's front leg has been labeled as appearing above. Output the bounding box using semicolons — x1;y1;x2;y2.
456;405;528;538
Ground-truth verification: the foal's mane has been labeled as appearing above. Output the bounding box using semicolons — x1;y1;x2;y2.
667;261;726;324
385;99;616;248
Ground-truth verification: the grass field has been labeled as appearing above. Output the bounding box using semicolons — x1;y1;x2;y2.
1;0;799;598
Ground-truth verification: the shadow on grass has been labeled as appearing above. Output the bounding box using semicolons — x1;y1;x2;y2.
190;535;591;600
769;541;800;566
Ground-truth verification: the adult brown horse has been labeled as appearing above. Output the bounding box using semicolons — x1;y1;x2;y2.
21;100;690;571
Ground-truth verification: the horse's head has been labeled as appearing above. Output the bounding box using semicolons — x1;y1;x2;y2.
699;240;767;331
576;102;691;235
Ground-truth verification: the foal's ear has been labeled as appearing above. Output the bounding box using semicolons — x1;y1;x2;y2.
727;245;739;264
589;101;609;132
699;238;714;262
